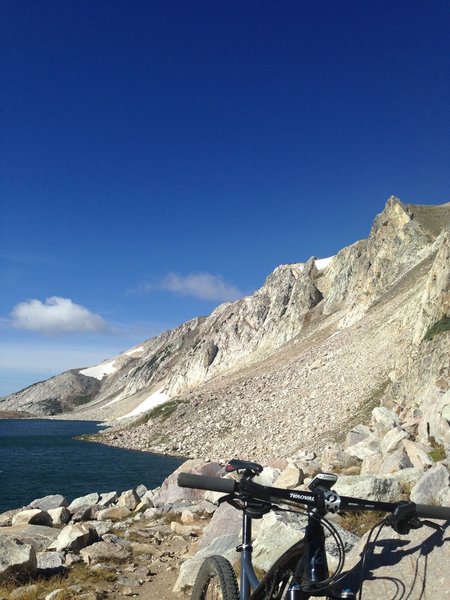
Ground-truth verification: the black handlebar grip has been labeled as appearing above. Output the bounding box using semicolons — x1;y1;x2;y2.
177;473;237;494
415;503;450;520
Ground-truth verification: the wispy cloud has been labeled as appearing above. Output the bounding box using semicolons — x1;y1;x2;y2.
140;272;243;302
10;297;111;335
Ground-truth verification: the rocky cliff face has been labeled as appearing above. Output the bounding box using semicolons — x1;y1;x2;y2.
2;196;450;459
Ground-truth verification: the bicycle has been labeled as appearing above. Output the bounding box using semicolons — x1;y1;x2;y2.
178;458;450;600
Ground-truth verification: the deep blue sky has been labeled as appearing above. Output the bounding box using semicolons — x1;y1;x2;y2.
1;1;449;395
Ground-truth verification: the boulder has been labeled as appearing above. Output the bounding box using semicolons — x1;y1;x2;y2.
174;533;240;592
98;491;118;507
47;507;71;525
333;475;403;502
48;523;98;553
371;406;401;435
0;536;37;581
12;509;52;527
68;493;100;511
403;439;435;471
360;452;383;475
321;444;358;472
197;503;241;551
275;462;304;489
36;551;66;576
0;524;59;551
117;489;140;511
410;464;450;504
0;509;21;527
27;494;68;511
339;518;450;598
345;434;382;461
380;427;409;454
71;505;99;522
378;447;412;474
135;484;147;498
153;459;223;508
96;506;131;521
80;540;131;564
344;424;371;449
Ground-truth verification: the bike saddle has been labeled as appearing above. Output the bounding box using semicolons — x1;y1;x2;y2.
225;459;264;475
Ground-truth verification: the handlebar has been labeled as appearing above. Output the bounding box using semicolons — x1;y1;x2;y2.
177;472;450;522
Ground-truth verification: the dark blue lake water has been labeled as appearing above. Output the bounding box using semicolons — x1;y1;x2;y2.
0;419;183;513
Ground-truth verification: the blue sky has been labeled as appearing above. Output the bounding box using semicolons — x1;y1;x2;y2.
1;1;449;396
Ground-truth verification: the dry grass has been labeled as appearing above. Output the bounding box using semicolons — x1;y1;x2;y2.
0;563;116;600
338;511;385;536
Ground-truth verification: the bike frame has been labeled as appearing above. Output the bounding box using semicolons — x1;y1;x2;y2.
238;506;331;600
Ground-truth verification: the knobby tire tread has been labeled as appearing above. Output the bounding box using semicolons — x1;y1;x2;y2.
191;555;239;600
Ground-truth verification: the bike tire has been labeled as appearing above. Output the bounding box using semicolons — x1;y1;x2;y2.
191;555;240;600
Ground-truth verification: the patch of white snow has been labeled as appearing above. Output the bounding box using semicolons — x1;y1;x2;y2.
315;256;334;270
118;388;169;419
80;360;117;380
124;346;144;356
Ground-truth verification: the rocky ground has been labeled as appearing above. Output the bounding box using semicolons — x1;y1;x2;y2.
2;402;450;600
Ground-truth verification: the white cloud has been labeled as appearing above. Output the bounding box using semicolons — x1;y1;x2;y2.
157;272;243;302
10;297;109;335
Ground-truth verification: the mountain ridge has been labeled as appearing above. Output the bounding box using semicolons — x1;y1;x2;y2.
2;196;450;461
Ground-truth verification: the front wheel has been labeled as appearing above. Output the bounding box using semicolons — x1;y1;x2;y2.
191;555;239;600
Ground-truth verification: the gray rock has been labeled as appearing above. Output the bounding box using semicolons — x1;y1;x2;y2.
47;507;71;525
0;524;60;551
403;439;435;471
0;509;21;527
71;505;99;522
378;447;412;474
80;540;131;564
12;509;52;527
135;484;147;498
96;506;131;521
410;463;450;504
153;459;223;508
68;493;100;511
0;536;37;581
174;533;240;592
36;551;66;575
98;491;118;507
371;406;401;435
345;434;382;461
48;523;98;553
117;489;140;511
380;427;409;454
334;475;403;502
341;519;450;598
27;494;68;511
344;425;371;449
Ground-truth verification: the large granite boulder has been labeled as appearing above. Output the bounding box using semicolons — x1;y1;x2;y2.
12;509;52;527
333;475;403;502
27;494;68;511
153;459;223;508
0;536;37;581
48;523;98;553
338;519;450;598
410;463;450;504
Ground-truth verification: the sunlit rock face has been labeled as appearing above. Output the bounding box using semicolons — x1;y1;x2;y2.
2;197;450;457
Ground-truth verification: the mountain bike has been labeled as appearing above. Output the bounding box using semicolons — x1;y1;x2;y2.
178;458;450;600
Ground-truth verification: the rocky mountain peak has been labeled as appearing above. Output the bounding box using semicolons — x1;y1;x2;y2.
2;197;450;460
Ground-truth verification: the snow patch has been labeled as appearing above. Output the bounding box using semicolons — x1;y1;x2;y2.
316;256;334;270
118;388;169;419
124;346;144;356
80;360;117;380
